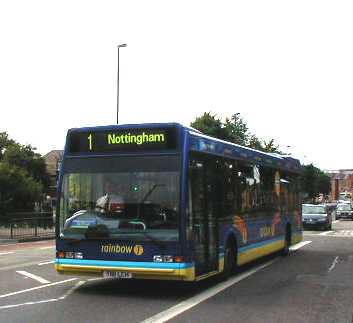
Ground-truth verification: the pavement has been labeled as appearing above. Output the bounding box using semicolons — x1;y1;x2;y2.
0;239;18;244
0;236;54;245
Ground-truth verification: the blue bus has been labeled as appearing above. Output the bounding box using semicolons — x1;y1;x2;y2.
55;123;302;281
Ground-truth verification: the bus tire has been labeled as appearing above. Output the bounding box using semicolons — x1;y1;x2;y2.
281;226;291;257
221;241;236;280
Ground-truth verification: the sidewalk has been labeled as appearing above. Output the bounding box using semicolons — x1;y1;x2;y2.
0;236;54;245
0;238;18;245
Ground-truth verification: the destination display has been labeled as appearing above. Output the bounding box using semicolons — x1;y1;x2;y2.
68;127;178;153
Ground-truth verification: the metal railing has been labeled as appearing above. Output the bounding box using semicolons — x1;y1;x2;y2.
0;213;55;240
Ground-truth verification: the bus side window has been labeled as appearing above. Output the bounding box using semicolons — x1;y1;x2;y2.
189;157;205;243
281;173;300;213
280;174;290;213
259;166;276;212
238;162;254;212
223;160;237;217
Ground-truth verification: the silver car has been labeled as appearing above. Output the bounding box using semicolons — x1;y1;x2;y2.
336;203;353;220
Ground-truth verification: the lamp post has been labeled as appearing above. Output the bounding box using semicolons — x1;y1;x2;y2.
117;43;127;124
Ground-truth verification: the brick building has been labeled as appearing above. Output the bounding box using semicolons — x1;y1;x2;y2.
43;150;63;198
325;169;353;201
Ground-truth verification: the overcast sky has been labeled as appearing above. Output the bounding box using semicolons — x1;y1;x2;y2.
0;0;352;170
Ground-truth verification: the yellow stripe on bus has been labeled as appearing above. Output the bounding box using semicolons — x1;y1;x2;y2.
238;240;284;265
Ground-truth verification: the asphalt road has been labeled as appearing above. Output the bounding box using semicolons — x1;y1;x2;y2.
1;220;353;323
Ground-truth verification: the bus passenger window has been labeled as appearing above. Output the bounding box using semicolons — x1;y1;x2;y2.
238;163;254;212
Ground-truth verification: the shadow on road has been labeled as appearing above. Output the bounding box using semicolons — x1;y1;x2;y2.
74;252;280;301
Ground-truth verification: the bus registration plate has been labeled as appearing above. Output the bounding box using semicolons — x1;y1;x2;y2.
103;271;132;279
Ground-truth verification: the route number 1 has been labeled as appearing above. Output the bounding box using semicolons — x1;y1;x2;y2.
88;134;93;151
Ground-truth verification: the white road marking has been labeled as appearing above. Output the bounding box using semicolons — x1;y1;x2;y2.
328;256;339;273
0;280;85;310
332;220;339;224
38;260;55;266
0;278;77;299
87;277;105;282
142;240;310;323
319;230;334;236
0;298;58;310
16;271;51;284
303;234;322;237
0;260;55;271
0;252;14;256
289;240;312;251
39;246;55;250
341;230;353;235
59;280;85;299
305;230;353;238
141;260;276;323
306;233;353;238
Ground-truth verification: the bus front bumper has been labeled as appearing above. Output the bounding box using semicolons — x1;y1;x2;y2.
55;258;195;281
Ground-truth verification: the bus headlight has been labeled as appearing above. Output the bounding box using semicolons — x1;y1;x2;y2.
75;252;83;259
153;255;163;262
163;256;173;262
66;252;74;259
57;251;84;259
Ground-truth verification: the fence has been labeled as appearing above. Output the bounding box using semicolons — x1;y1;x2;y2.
0;212;55;240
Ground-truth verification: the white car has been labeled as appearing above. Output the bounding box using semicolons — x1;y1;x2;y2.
336;203;353;220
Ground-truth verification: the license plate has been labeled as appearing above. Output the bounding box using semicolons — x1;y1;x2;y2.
103;271;132;279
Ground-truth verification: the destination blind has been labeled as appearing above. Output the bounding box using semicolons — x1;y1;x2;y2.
68;127;178;153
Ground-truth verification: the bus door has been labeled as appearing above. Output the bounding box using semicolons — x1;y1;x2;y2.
189;155;219;276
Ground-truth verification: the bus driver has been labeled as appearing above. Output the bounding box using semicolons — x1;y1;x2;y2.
95;180;125;215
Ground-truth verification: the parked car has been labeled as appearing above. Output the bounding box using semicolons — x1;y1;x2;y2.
336;203;353;220
302;204;332;230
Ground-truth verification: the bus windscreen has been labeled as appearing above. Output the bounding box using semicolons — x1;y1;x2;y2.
58;155;180;242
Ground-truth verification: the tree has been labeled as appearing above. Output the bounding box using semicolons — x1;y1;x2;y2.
0;132;50;214
261;139;281;154
300;164;331;202
0;162;42;213
0;132;14;159
316;171;331;196
2;143;50;189
190;112;281;153
191;112;229;140
223;113;249;146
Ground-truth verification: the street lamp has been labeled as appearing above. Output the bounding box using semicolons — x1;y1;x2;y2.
117;43;127;124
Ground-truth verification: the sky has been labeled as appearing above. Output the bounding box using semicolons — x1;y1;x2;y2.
0;0;352;170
